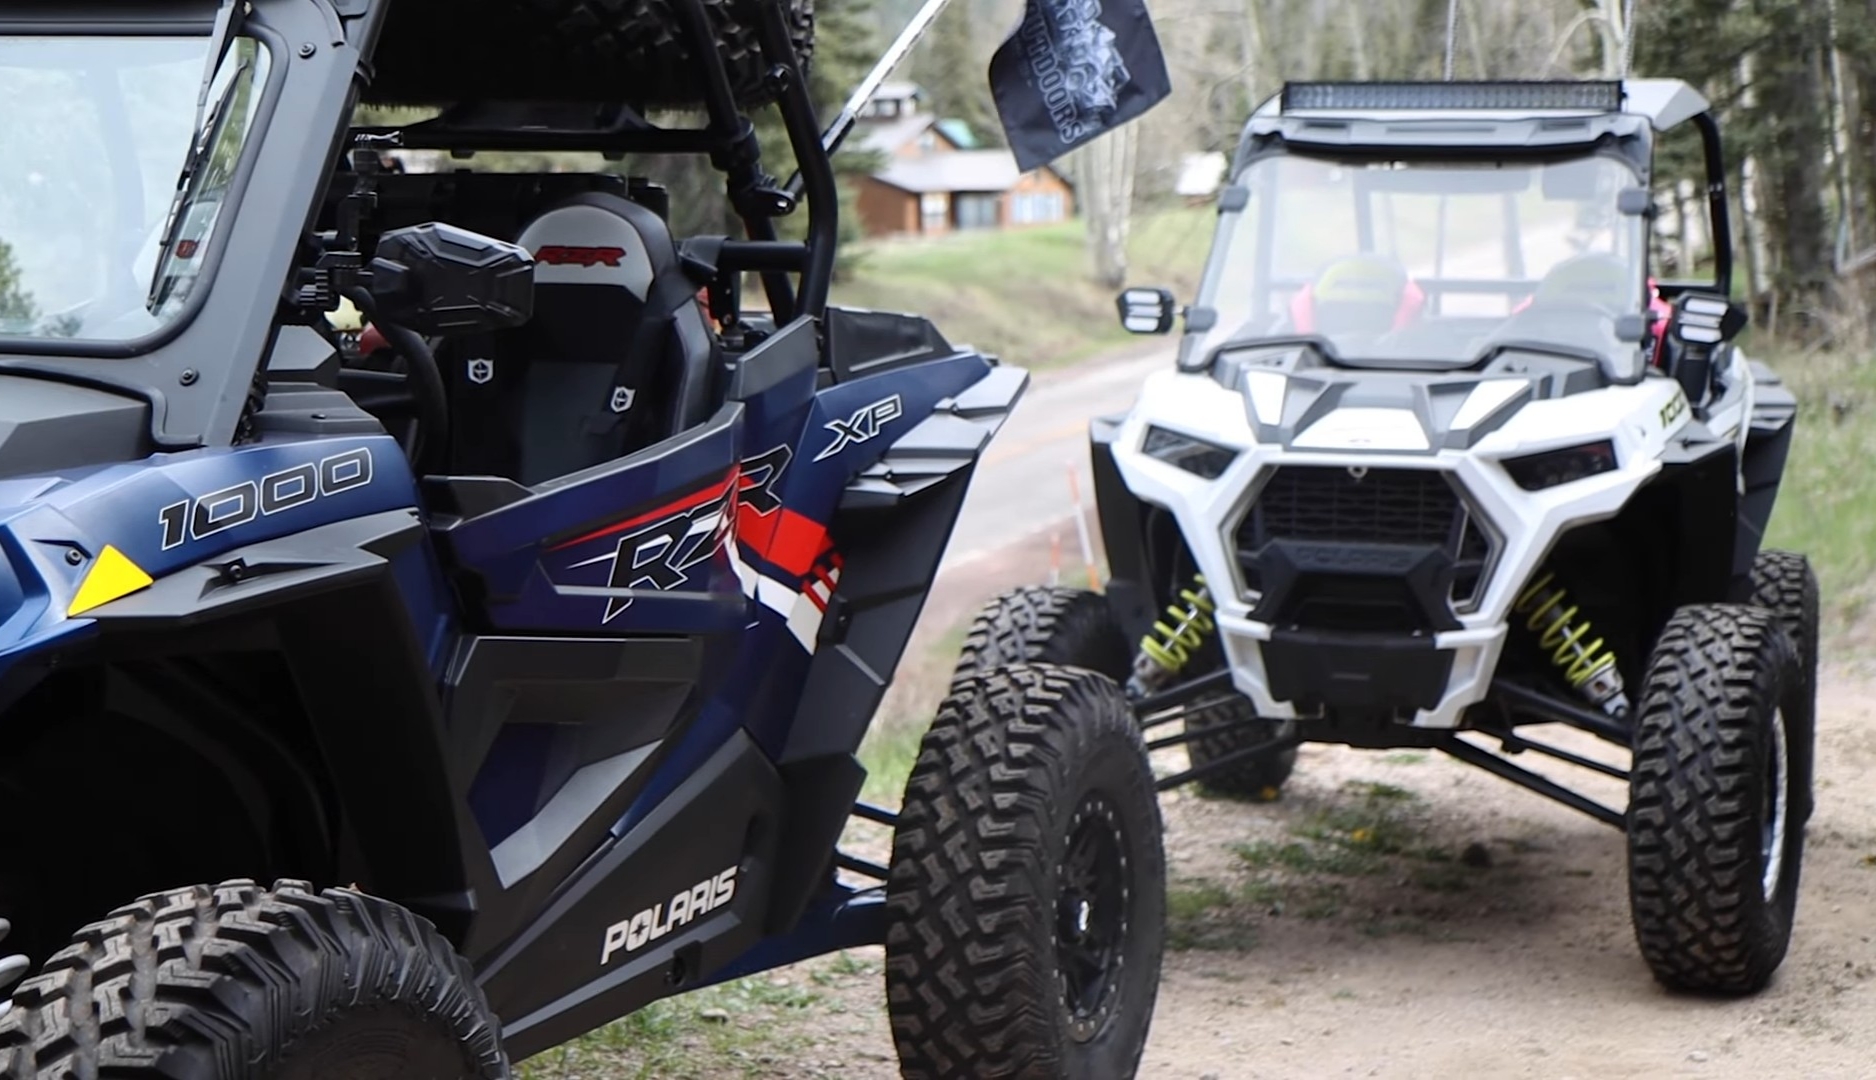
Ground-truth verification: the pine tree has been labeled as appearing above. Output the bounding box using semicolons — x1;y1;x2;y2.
0;240;35;326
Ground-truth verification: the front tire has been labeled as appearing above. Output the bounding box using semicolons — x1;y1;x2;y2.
1627;604;1812;995
885;664;1165;1079
0;879;508;1079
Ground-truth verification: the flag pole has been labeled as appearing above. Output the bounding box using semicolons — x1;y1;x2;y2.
783;0;958;199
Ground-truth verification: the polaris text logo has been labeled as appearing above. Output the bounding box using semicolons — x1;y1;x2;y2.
814;394;904;461
600;865;739;965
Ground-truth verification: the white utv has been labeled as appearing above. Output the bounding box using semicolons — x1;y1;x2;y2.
958;79;1815;995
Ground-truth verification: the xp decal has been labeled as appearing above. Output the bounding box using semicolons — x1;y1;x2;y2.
813;394;904;462
157;446;375;551
599;865;739;966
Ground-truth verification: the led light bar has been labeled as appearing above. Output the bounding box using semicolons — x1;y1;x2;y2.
1281;81;1624;114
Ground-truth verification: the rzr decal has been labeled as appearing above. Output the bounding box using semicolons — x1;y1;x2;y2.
158;447;374;551
561;483;737;622
813;394;905;462
536;245;627;268
737;445;792;515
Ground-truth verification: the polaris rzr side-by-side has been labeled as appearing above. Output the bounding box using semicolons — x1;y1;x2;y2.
967;79;1817;994
0;0;1172;1076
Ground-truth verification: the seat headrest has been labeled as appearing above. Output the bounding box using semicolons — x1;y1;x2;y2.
515;192;677;301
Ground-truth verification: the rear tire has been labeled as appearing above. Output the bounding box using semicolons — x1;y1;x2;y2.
953;585;1131;681
955;585;1296;799
1183;698;1297;802
1627;604;1811;995
0;879;508;1079
885;664;1165;1079
1745;549;1819;826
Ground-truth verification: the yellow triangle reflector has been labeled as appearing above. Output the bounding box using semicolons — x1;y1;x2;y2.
68;545;155;617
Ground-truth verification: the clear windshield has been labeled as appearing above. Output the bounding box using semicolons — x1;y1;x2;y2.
0;35;268;346
1188;153;1649;377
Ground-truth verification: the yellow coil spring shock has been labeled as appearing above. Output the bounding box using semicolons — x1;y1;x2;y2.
1513;570;1630;716
1131;575;1218;693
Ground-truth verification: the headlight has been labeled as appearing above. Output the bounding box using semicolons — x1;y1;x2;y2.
1142;426;1237;479
1501;440;1617;490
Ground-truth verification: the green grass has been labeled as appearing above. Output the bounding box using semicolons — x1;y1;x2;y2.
516;974;825;1079
1757;345;1876;636
857;718;925;804
831;205;1216;371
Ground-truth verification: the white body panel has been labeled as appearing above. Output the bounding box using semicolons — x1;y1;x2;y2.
1110;361;1752;729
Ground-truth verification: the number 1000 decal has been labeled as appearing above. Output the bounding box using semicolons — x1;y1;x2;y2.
159;447;374;551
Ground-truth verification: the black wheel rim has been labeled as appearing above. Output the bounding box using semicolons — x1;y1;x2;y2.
1055;792;1129;1043
1762;706;1790;901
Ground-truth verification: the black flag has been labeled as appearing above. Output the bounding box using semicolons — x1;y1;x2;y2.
987;0;1172;173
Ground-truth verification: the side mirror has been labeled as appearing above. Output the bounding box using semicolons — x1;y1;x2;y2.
1662;292;1748;405
369;223;535;335
1117;287;1178;335
1667;292;1748;346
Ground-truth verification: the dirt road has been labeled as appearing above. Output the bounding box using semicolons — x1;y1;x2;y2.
758;661;1876;1080
938;343;1170;572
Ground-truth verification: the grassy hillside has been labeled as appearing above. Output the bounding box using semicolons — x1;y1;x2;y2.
830;205;1217;370
1760;346;1876;639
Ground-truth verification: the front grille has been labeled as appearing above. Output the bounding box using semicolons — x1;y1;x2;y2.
1235;466;1496;613
1243;467;1460;548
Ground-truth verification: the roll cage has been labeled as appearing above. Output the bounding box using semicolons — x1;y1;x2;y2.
0;0;848;453
1232;79;1736;300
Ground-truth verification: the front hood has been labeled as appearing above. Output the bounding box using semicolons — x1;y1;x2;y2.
0;374;152;481
1218;345;1630;455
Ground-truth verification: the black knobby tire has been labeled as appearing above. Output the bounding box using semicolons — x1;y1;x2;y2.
0;879;508;1079
369;0;817;109
1627;604;1812;995
953;585;1131;682
1746;548;1820;826
1183;697;1297;802
885;665;1165;1079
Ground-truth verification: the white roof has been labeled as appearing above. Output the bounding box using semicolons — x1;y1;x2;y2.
1175;152;1227;197
850;114;938;157
873;80;924;101
875;150;1023;193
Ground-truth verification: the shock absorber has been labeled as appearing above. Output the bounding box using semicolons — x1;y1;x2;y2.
1129;574;1219;696
1513;569;1630;717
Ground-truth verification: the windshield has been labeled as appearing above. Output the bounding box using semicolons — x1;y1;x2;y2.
1188;152;1650;377
0;34;269;347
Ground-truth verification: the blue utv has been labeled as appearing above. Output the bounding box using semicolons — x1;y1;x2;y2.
0;0;1168;1076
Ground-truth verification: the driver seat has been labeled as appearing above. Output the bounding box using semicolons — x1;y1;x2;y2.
1290;255;1425;337
447;192;719;486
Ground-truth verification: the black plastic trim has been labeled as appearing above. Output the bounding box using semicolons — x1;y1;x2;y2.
1262;630;1453;713
476;729;783;1060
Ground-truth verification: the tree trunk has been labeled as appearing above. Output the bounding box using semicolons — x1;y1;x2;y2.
1748;0;1833;329
1079;123;1140;290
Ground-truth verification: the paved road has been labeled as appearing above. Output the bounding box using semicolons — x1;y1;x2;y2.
940;345;1173;571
